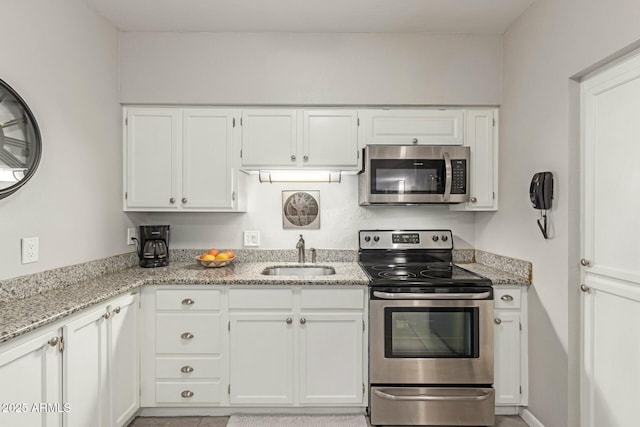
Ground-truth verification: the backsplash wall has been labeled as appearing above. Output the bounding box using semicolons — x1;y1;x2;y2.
132;175;477;251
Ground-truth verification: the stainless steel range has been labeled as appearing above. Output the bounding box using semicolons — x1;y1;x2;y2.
360;229;495;427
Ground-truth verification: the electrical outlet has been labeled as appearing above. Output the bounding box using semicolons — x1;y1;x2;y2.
21;237;39;264
243;231;260;247
127;228;137;246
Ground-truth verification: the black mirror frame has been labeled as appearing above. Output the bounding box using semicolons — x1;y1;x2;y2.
0;78;42;200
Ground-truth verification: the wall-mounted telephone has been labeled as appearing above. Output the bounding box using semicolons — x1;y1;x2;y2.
530;171;553;239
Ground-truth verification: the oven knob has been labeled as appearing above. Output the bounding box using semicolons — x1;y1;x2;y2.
432;235;439;242
441;235;448;242
373;236;380;242
364;236;371;242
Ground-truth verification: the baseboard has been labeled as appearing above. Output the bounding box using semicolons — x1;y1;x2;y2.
137;407;366;417
520;408;545;427
495;406;520;415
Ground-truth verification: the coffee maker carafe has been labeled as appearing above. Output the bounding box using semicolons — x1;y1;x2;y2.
136;225;170;268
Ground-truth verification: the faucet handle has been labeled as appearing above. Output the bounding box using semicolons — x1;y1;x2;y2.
310;248;316;263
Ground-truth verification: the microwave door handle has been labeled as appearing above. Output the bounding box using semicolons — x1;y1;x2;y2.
372;291;491;300
443;151;452;202
374;389;492;402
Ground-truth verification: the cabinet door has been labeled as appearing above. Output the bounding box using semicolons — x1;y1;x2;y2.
302;110;359;168
182;109;237;209
298;313;364;405
0;327;62;427
494;310;521;405
359;109;464;145
241;109;297;168
109;294;139;427
229;313;294;404
63;306;109;427
125;108;181;209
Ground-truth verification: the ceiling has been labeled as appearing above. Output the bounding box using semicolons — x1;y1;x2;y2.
85;0;534;34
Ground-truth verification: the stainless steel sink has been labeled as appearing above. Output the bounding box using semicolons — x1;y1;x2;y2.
261;266;336;276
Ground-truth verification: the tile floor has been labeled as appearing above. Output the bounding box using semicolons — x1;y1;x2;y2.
127;415;528;427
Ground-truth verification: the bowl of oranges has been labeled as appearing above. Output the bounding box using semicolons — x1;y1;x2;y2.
196;248;236;268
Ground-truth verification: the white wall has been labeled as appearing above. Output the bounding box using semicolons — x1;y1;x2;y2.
136;175;477;250
119;32;502;106
0;0;131;281
475;0;640;425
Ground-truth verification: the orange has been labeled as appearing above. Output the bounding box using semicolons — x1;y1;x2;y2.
215;253;229;261
225;250;235;259
207;248;219;256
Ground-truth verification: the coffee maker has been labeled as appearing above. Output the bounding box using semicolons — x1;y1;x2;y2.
135;225;170;268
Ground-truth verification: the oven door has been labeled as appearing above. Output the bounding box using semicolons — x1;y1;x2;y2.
369;287;494;385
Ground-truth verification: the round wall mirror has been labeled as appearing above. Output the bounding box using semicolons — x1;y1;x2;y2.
0;79;41;200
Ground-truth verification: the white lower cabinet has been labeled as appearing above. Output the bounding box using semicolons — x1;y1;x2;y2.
63;293;139;427
493;286;528;410
0;324;63;427
228;286;367;407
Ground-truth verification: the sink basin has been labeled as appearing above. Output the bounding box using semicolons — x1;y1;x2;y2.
261;266;336;276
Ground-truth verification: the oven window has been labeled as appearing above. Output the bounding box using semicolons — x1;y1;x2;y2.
384;307;479;358
370;159;444;194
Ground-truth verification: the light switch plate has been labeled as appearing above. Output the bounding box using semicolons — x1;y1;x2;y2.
243;231;260;247
21;237;39;264
127;228;137;246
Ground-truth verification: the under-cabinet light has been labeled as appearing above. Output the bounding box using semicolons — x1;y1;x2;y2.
258;170;342;183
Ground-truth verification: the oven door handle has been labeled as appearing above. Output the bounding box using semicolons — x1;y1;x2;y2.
372;290;491;300
374;389;492;402
443;151;452;202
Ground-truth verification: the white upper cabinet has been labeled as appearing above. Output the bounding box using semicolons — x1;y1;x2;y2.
451;108;498;211
358;109;464;146
124;107;246;212
240;109;360;170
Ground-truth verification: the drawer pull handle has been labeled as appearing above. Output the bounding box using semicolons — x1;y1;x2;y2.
181;390;194;398
494;318;502;325
181;332;194;340
181;298;195;305
181;366;194;373
500;295;514;302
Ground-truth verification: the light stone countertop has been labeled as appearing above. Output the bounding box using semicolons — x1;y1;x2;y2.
456;262;531;286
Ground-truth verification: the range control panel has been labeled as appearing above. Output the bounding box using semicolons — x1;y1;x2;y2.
359;230;454;250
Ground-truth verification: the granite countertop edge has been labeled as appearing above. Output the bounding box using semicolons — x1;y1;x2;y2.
0;259;529;345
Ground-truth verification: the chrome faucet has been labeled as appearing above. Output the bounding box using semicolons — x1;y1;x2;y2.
296;234;305;263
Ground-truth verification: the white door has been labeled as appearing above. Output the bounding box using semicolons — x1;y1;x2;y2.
298;313;364;404
63;306;109;427
581;50;640;427
241;109;297;168
302;110;359;168
229;313;294;404
493;311;520;405
182;109;238;209
0;328;62;427
125;108;181;209
108;294;139;427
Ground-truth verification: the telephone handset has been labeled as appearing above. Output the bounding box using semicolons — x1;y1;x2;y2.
530;172;553;239
530;171;553;210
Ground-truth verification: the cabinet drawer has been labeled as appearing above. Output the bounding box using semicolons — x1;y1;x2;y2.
156;289;221;311
155;381;221;404
494;288;521;309
156;357;221;379
155;313;220;354
300;288;364;309
228;288;293;309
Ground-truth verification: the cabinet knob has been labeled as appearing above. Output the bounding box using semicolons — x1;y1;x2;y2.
291;155;296;161
412;138;418;144
303;155;309;162
102;311;111;320
494;318;502;325
232;191;236;201
181;366;194;373
182;298;195;305
580;258;591;267
182;197;188;204
113;306;121;314
300;317;306;325
181;332;194;340
580;284;590;293
500;295;514;302
471;197;478;203
48;336;59;347
181;390;194;398
170;198;176;204
286;318;293;324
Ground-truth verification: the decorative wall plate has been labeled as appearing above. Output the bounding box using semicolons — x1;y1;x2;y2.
282;190;320;229
0;79;41;200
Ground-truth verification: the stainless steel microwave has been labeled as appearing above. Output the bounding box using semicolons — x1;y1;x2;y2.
358;145;470;205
